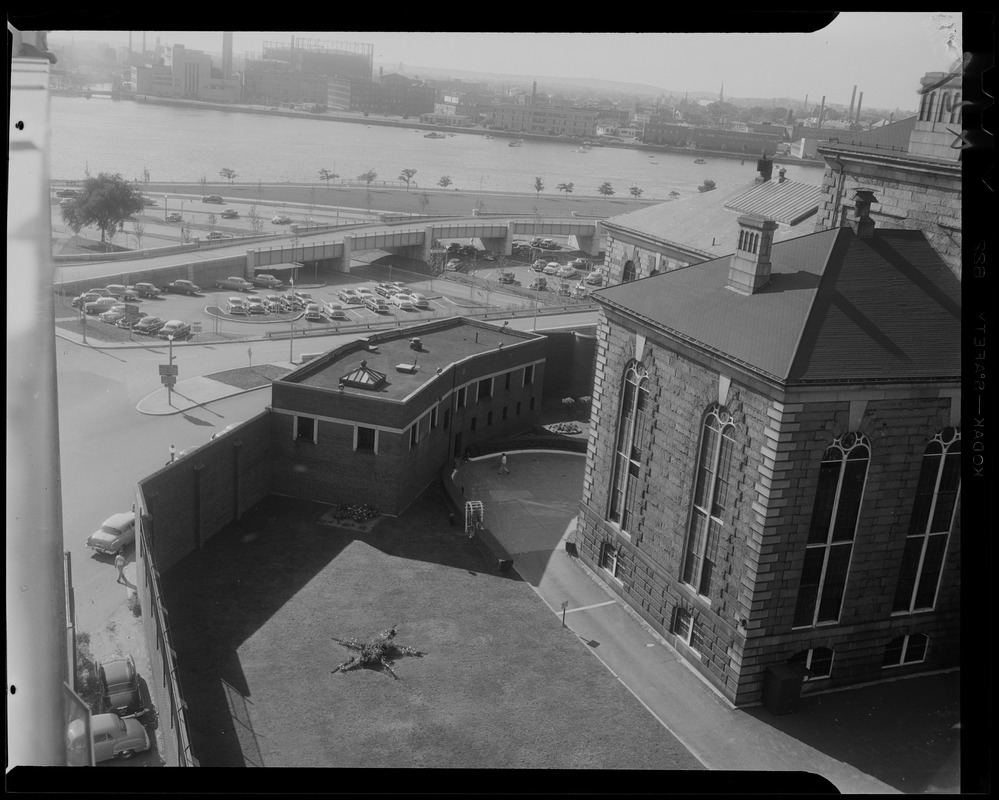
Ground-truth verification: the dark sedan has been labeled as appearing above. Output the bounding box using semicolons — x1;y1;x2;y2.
97;655;146;718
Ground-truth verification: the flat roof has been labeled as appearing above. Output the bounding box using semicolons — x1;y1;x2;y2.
285;319;541;401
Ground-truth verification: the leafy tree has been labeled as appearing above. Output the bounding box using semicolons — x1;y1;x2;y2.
597;182;615;196
629;186;644;200
59;172;145;247
319;168;339;188
219;167;237;186
556;182;574;195
698;179;716;193
248;204;264;235
142;167;150;186
438;175;453;190
358;170;378;186
534;176;544;197
399;168;417;191
180;222;193;243
131;220;145;250
668;190;681;199
417;192;431;215
206;212;218;233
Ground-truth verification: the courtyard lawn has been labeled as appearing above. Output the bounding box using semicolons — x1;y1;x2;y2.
162;486;703;770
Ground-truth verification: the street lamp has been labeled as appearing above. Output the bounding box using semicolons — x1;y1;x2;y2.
169;444;176;463
166;333;175;407
163;194;168;221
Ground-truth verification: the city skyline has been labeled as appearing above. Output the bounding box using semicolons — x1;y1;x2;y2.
50;13;961;113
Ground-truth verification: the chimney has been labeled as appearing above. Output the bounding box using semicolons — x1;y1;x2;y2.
777;167;787;183
818;96;825;128
848;85;857;121
756;153;773;181
728;215;778;294
854;91;864;124
849;190;877;238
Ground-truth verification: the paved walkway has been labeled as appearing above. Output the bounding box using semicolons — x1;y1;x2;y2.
119;363;962;788
455;453;961;794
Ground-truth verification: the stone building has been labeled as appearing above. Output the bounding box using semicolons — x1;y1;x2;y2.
814;71;962;279
600;157;822;286
571;199;961;706
269;318;546;515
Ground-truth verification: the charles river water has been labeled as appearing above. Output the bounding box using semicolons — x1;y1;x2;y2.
49;96;824;201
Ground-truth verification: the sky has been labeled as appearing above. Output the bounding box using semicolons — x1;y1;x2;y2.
49;13;962;112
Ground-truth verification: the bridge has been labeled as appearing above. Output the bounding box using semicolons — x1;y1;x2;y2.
56;217;602;297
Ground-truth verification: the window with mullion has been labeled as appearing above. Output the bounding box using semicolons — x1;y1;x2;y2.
607;364;649;534
793;433;870;627
893;429;960;614
681;405;736;599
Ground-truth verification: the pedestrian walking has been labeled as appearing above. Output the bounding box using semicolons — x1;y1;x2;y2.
498;453;510;475
115;553;126;584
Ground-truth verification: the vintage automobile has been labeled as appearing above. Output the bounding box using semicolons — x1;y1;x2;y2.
202;194;224;204
215;276;253;292
130;282;161;298
97;655;147;718
166;212;183;223
133;316;166;335
67;713;150;763
86;511;136;556
251;274;284;289
220;208;239;219
162;279;200;295
158;320;192;339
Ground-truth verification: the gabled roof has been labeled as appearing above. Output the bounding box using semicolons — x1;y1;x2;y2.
604;176;820;259
594;227;961;384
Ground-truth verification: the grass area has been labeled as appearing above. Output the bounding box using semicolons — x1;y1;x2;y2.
162;489;704;770
205;364;292;389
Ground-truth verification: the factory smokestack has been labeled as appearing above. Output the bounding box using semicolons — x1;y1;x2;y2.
848;85;857;121
818;96;825;128
855;91;864;124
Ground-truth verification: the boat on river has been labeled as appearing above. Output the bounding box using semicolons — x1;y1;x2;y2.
424;132;447;139
694;157;706;164
508;139;523;147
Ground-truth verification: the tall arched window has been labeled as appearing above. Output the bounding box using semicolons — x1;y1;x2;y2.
793;432;870;627
608;363;649;534
681;404;736;598
622;260;637;283
893;428;960;613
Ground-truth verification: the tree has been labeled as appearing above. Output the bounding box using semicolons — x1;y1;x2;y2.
597;182;615;196
180;222;193;244
319;168;338;189
668;190;681;199
206;212;218;233
248;204;264;235
219;167;237;186
142;167;150;186
131;220;145;250
556;182;574;195
417;192;431;215
199;173;208;192
437;175;453;191
698;179;716;193
358;170;378;212
399;168;417;191
629;185;644;200
59;172;144;247
534;176;544;197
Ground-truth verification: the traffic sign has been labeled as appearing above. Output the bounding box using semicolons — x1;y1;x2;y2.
161;376;177;387
159;364;178;376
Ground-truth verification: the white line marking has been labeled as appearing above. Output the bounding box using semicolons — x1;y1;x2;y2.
564;600;617;614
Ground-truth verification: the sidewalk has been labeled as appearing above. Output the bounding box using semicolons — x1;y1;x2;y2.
455;453;961;794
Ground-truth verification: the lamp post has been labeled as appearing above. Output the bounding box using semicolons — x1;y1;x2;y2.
289;275;295;363
163;194;168;221
166;333;175;407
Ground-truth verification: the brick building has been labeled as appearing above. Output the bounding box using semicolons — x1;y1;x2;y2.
571;200;961;706
269;318;546;515
601;157;822;286
813;71;962;279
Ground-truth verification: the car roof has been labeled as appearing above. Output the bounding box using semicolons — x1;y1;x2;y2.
163;319;186;326
103;511;135;527
90;713;126;735
100;657;134;683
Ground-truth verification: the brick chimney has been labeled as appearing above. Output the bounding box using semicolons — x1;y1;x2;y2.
728;215;778;294
849;190;877;239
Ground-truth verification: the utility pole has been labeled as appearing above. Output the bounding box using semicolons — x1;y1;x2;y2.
166;334;175;407
289;275;295;363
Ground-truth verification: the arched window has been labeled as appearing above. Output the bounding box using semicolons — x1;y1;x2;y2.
793;432;870;627
608;363;650;534
681;404;736;598
622;260;637;283
789;647;834;680
893;428;960;613
882;633;928;667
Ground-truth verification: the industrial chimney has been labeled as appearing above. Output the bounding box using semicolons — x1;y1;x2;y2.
848;85;857;121
854;91;864;124
818;96;825;128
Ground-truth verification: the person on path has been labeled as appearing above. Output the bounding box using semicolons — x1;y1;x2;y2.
498;453;510;475
115;553;126;584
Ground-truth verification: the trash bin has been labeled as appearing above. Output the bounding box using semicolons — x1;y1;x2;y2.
762;662;808;715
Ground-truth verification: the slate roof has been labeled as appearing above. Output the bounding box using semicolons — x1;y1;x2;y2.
603;175;821;259
594;227;961;385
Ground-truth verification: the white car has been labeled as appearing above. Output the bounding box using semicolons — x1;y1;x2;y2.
86;512;136;556
323;301;348;320
393;293;416;310
556;265;579;279
304;303;325;321
543;262;560;275
409;293;430;309
227;297;248;315
272;214;292;224
354;287;375;300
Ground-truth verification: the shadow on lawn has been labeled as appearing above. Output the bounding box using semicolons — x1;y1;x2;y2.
162;484;516;767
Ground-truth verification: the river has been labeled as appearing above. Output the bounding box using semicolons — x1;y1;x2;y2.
49;96;824;200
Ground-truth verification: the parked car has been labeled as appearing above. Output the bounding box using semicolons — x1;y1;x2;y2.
140;196;157;206
158;320;192;339
99;304;143;326
271;214;292;224
293;291;313;303
409;293;430;309
71;292;103;310
338;288;361;304
363;296;390;314
133;316;166;335
202;194;224;204
263;298;285;313
531;259;547;272
556;265;579;279
130;282;161;298
104;284;138;301
220;208;239;219
497;270;517;284
97;655;147;718
323;301;348;320
251;274;284;289
115;313;147;330
85;287;113;297
529;277;548;291
569;258;591;271
445;259;463;271
389;281;408;293
215;276;253;292
227;297;248;315
206;231;232;240
585;271;606;286
304;303;325;321
279;294;304;310
55;188;79;198
163;279;200;295
166;212;183;223
530;237;544;247
246;300;268;315
86;511;136;556
543;262;561;275
353;288;374;301
84;297;120;315
67;713;150;763
542;239;559;249
376;283;398;298
393;293;416;310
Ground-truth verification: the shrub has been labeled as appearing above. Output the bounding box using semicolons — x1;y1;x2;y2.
74;632;101;706
127;592;142;618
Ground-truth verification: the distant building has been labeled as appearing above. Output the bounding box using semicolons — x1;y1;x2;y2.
328;72;435;116
244;39;372;107
490;102;598;138
131;44;239;102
